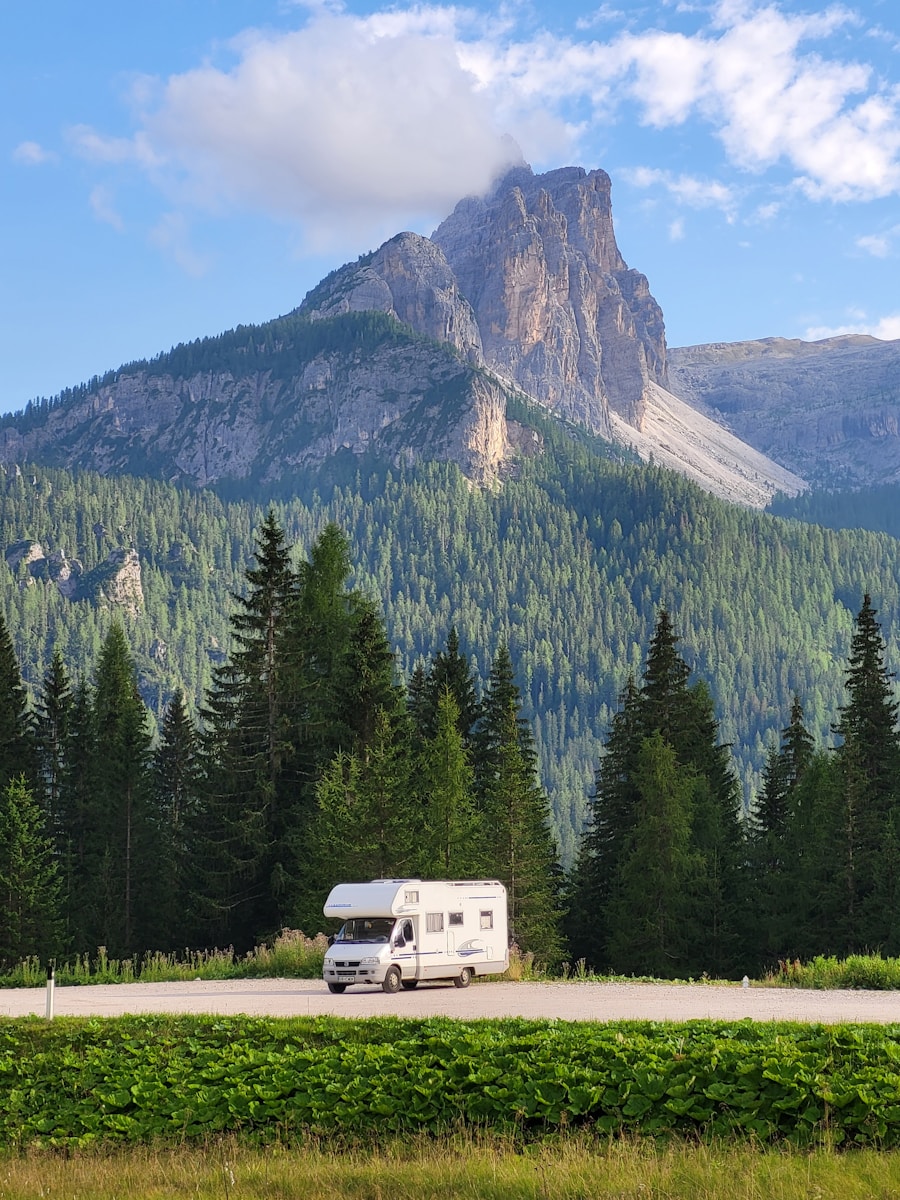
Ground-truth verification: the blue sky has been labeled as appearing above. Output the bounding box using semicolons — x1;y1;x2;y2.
3;0;900;412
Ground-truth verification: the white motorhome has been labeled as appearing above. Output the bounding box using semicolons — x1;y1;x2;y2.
322;878;509;994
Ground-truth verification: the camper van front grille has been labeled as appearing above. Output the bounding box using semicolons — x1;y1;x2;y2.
333;961;361;968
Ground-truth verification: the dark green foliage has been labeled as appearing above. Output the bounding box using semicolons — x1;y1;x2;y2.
415;690;482;877
572;611;745;977
605;734;700;976
152;689;203;947
748;698;815;966
770;483;900;539
5;1015;900;1149
830;595;900;953
413;627;481;744
33;650;72;836
193;513;300;948
0;609;35;791
0;776;61;964
307;709;416;892
85;624;156;956
474;644;564;964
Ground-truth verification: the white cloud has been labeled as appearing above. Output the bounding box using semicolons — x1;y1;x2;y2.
856;226;900;258
669;217;685;240
12;141;56;166
623;166;738;218
70;0;900;248
123;11;523;244
149;213;212;277
805;313;900;342
68;124;161;169
856;233;890;258
89;185;124;232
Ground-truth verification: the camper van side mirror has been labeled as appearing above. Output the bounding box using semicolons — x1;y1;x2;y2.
327;934;335;946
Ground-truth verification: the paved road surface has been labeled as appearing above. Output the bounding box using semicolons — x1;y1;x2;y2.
2;979;900;1023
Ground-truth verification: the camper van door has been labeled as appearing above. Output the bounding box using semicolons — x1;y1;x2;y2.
392;916;419;982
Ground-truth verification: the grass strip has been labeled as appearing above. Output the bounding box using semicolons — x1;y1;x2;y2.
4;1135;900;1199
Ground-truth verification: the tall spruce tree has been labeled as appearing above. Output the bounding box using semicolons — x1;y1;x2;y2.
416;690;482;877
475;644;564;964
195;512;298;948
0;609;35;790
831;594;900;951
307;707;416;908
86;623;155;956
33;649;73;837
570;609;745;977
413;628;481;745
605;734;700;977
566;676;643;968
152;689;203;948
57;679;95;953
0;775;62;965
749;697;815;967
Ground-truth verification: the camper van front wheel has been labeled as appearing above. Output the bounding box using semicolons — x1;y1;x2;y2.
382;967;402;994
326;982;347;994
454;967;473;989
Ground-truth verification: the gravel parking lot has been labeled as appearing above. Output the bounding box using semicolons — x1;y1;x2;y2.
3;978;900;1023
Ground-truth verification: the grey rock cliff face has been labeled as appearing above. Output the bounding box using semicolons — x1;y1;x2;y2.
669;336;900;487
301;233;484;365
432;165;668;433
0;331;514;488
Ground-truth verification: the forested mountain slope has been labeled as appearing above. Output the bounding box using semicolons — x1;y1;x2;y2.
2;407;899;864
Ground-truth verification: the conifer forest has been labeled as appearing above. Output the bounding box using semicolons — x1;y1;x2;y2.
2;410;900;979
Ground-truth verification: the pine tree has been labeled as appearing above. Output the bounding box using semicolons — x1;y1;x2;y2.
605;734;699;977
0;609;35;790
475;644;564;964
0;775;62;964
195;512;298;948
86;623;155;956
56;679;95;953
306;707;416;913
416;690;481;877
749;697;815;967
414;628;481;744
571;610;745;976
831;594;900;950
152;689;202;947
33;649;73;837
567;677;642;969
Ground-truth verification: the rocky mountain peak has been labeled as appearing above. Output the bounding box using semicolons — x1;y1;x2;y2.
432;164;667;432
300;232;483;365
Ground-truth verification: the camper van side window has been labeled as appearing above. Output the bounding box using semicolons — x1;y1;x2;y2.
404;890;419;904
449;912;464;926
480;910;493;930
426;912;444;933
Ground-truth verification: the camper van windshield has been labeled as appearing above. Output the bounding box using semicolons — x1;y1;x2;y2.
334;918;395;944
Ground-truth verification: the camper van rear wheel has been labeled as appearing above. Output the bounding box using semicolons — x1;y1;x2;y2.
454;967;473;989
326;982;347;994
382;967;402;994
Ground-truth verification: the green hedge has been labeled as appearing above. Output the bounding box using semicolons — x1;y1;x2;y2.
3;1016;900;1149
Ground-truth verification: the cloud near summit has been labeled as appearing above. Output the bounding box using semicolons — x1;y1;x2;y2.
70;1;900;244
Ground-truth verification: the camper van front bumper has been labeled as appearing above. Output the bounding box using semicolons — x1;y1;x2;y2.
323;956;383;984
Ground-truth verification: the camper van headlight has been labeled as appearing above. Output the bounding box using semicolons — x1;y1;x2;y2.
359;956;380;965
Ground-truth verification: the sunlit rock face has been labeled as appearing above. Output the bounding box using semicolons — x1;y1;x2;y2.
432;165;668;435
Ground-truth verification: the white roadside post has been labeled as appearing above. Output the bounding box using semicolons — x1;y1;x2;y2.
45;963;55;1020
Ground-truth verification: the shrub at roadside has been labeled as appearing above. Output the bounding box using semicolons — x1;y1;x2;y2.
3;1015;900;1149
765;955;900;991
0;931;328;988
